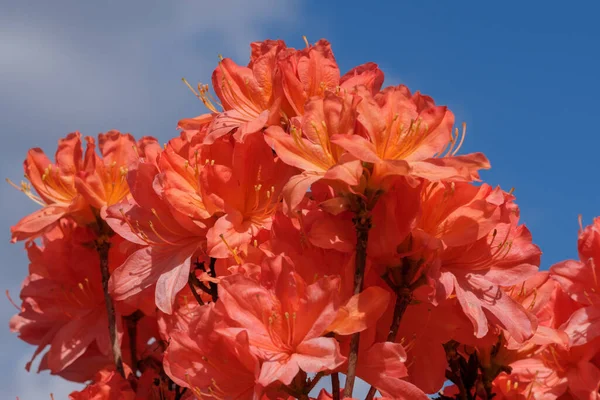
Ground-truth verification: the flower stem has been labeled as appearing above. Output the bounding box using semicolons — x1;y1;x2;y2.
208;257;218;302
125;310;144;375
343;212;371;398
188;273;205;306
96;236;125;378
332;373;340;400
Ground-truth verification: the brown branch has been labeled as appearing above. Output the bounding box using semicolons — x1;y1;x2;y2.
343;212;371;398
331;373;340;400
174;386;187;400
188;273;205;306
96;236;125;378
124;310;144;375
306;371;325;393
444;342;471;400
208;257;218;302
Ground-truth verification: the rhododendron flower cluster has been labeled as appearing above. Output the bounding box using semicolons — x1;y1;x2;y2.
8;37;600;400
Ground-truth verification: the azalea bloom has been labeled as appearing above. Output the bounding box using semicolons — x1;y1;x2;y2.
330;85;490;185
105;151;211;314
412;182;540;341
201;132;295;258
492;340;600;400
164;304;262;399
10;131;148;242
278;38;383;116
353;341;429;399
185;38;384;146
205;39;289;143
265;92;364;211
10;221;130;375
551;217;600;347
392;300;471;394
215;255;346;385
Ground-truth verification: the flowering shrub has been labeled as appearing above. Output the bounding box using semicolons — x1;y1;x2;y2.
8;38;600;399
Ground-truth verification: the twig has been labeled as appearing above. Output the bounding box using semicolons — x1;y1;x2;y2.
208;257;218;302
188;274;205;306
124;310;144;375
174;386;187;400
343;212;371;398
306;371;325;393
332;373;340;400
445;342;470;400
95;235;125;378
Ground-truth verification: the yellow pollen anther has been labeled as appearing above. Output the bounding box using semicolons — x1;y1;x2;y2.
302;35;309;48
6;178;45;206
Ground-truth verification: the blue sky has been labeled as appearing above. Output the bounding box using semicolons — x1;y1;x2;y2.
1;1;599;398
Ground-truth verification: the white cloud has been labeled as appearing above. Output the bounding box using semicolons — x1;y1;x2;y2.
0;1;300;396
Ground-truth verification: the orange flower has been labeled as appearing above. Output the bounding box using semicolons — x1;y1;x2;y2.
201;132;296;258
265;92;364;211
10;131;150;242
330;85;490;185
75;131;142;209
9;221;131;375
105;156;211;314
163;304;262;399
182;38;384;147
279;39;383;117
403;182;541;341
216;255;345;386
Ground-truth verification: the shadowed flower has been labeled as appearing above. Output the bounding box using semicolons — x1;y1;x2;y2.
10;221;131;375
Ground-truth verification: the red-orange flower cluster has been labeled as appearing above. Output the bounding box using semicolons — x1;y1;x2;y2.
7;37;597;400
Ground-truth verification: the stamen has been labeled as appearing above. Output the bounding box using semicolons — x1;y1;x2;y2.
302;35;309;48
451;122;467;156
6;178;45;206
528;289;538;310
148;221;178;245
219;234;242;264
6;290;20;310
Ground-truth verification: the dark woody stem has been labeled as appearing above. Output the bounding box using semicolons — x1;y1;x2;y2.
188;273;205;306
343;212;371;398
124;310;144;375
332;373;341;400
208;257;218;302
95;235;125;378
